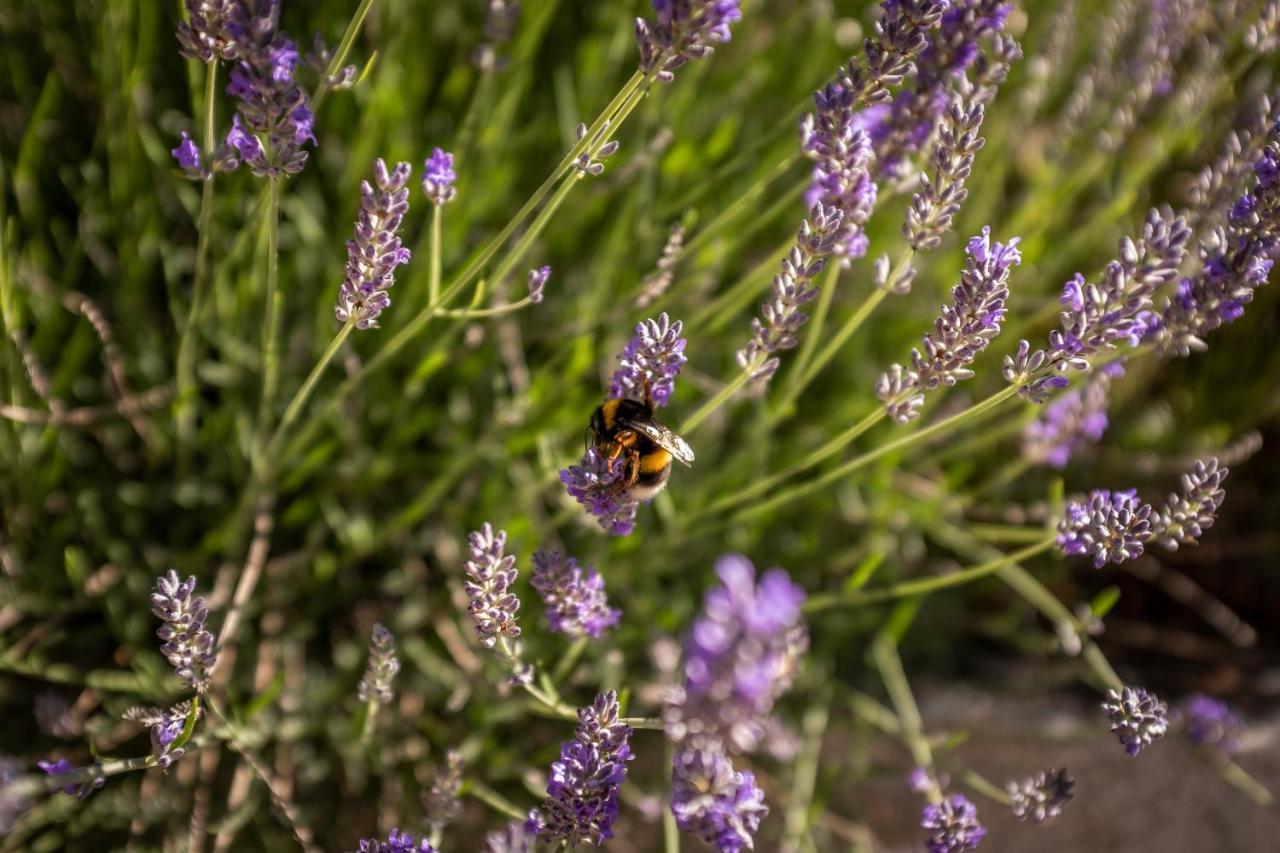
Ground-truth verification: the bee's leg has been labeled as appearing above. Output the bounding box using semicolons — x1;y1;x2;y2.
625;449;642;488
642;376;654;410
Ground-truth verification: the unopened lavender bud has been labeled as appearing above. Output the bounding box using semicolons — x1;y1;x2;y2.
1007;768;1074;824
904;93;986;251
1150;458;1227;549
527;266;551;304
175;0;240;62
635;0;743;82
574;122;621;176
335;158;413;329
305;34;358;90
151;571;216;691
357;623;400;705
422;147;457;205
1103;686;1168;756
463;524;522;648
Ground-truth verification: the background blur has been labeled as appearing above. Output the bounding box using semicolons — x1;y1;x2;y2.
1;0;1278;850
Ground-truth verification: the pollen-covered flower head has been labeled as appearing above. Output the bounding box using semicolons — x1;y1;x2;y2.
1057;489;1153;568
922;793;987;853
530;548;621;638
670;748;767;853
610;313;688;407
666;555;808;754
1007;768;1074;823
1103;686;1168;756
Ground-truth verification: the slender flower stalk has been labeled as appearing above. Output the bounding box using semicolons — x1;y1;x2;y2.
1102;686;1169;756
877;226;1020;422
530;549;621;638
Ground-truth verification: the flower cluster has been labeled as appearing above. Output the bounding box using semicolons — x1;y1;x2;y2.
1022;366;1116;468
669;748;767;853
1007;768;1074;824
224;5;315;177
1178;694;1242;752
530;549;621;638
1056;489;1153;568
1103;686;1169;756
422;148;457;206
830;0;950;110
532;691;634;847
876;226;1020;423
124;701;199;769
356;623;400;705
424;751;464;835
1153;122;1279;356
573;122;622;177
1149;458;1228;550
1005;208;1191;401
335;159;413;330
462;524;522;649
666;555;808;754
922;793;987;853
484;820;537;853
175;0;241;62
903;90;986;250
799;98;877;263
151;570;217;691
356;829;437;853
610;312;688;407
635;0;744;83
736;204;843;388
560;450;639;537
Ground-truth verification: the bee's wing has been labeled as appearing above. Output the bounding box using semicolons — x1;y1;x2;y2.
620;417;695;465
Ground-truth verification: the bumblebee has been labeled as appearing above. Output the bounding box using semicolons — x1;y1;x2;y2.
587;385;694;501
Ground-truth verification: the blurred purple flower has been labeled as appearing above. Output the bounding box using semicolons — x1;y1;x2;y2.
422;147;457;206
171;132;207;180
357;828;437;852
335;159;413;330
37;759;76;795
531;549;621;638
922;794;986;853
484;818;537;853
670;748;767;853
1022;368;1116;468
1179;694;1242;752
1103;686;1168;756
535;691;634;847
1007;768;1074;823
666;555;808;754
635;0;743;83
356;623;400;705
527;265;551;304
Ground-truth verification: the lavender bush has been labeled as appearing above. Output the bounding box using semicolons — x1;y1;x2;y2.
1;1;1279;850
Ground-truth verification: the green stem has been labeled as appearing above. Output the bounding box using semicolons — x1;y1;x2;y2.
466;779;528;821
261;319;356;467
871;633;939;803
805;537;1056;613
735;385;1019;523
792;287;890;404
782;700;829;850
258;176;282;431
960;770;1013;807
780;262;842;408
435;297;539;319
359;696;379;744
680;364;756;434
677;152;801;261
312;0;377;111
176;61;219;460
429;203;442;304
551;636;589;684
663;738;681;853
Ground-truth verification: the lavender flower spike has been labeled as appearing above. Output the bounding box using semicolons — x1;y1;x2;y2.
356;623;400;705
1056;489;1153;568
462;523;522;648
666;555;808;754
560;450;639;537
1150;457;1228;550
1007;768;1074;823
904;89;987;251
635;0;744;83
422;148;457;206
611;312;689;407
175;0;240;62
737;203;843;389
535;691;634;847
530;548;621;638
877;226;1020;423
335;159;413;330
124;701;200;769
799;98;877;263
670;748;767;853
1103;686;1169;756
922;793;987;852
151;570;217;691
1179;694;1242;752
357;828;438;852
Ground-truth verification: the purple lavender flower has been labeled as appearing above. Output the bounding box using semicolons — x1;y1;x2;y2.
635;0;744;83
903;90;986;250
37;759;76;795
151;570;217;691
610;312;688;407
1178;694;1242;752
922;794;986;852
124;701;199;769
799;100;878;263
462;524;522;649
224;5;314;177
225;113;265;163
530;549;621;638
1007;768;1074;823
737;204;843;389
573;122;622;177
171;132;207;180
1154;123;1279;355
357;828;437;853
877;226;1020;423
335;159;413;330
1022;367;1117;468
1103;686;1168;756
1057;489;1153;568
424;751;464;835
666;555;808;754
827;1;950;112
356;623;400;705
1150;458;1228;550
560;450;638;537
175;0;241;62
670;748;767;853
1006;208;1190;400
527;265;551;304
535;691;634;847
304;33;358;90
484;819;537;853
422;148;457;206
